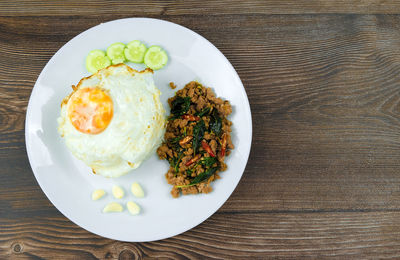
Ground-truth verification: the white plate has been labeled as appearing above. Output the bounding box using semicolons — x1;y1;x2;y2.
25;18;252;242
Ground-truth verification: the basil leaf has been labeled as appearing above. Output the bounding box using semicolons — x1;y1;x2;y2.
175;167;219;188
200;157;217;167
192;120;205;154
168;136;181;145
169;150;184;173
196;107;210;117
185;157;217;177
186;168;193;176
209;109;222;136
171;96;191;116
190;167;218;185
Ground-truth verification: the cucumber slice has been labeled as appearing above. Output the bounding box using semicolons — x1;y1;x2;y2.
111;58;125;65
124;40;147;63
144;46;168;70
106;42;126;65
85;50;111;73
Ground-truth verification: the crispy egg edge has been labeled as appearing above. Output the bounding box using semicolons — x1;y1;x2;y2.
61;64;154;109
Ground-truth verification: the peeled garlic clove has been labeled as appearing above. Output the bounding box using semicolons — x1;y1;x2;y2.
91;189;106;200
131;182;144;198
103;202;123;213
127;201;140;215
112;185;124;199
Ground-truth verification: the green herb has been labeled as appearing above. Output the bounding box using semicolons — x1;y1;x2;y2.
186;168;193;176
175;167;218;188
192;120;206;155
168;136;182;149
209;109;222;136
196;107;210;117
175;184;195;188
200;157;217;167
169;151;184;173
171;96;191;116
185;157;216;176
191;167;218;185
168;136;181;145
167;115;179;121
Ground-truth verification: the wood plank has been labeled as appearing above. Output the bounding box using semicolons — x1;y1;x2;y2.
1;1;400;16
1;212;400;258
3;149;400;218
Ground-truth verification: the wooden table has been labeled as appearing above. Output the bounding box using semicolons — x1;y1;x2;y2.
3;1;400;258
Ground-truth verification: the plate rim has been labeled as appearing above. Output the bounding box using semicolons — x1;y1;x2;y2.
25;17;253;242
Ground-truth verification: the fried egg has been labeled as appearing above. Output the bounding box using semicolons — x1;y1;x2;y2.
58;64;165;177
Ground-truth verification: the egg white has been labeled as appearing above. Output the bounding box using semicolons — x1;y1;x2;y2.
58;64;165;177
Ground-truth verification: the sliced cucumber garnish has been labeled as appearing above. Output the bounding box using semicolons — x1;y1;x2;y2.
85;50;111;73
86;41;168;72
144;45;168;70
124;40;147;63
106;42;126;65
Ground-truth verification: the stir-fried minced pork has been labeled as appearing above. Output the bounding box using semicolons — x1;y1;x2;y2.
157;81;234;198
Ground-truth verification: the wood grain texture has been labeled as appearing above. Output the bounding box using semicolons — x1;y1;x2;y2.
2;0;400;16
2;212;400;259
3;1;400;258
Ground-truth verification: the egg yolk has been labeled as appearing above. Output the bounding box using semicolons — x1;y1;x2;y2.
68;87;113;134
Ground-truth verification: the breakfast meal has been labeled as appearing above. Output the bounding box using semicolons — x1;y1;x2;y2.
86;40;168;73
157;81;234;197
57;63;165;177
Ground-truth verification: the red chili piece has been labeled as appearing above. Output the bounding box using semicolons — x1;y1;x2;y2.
182;114;200;121
185;154;201;166
201;140;215;157
220;133;227;157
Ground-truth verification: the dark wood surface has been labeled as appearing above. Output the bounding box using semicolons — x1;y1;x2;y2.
2;1;400;258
